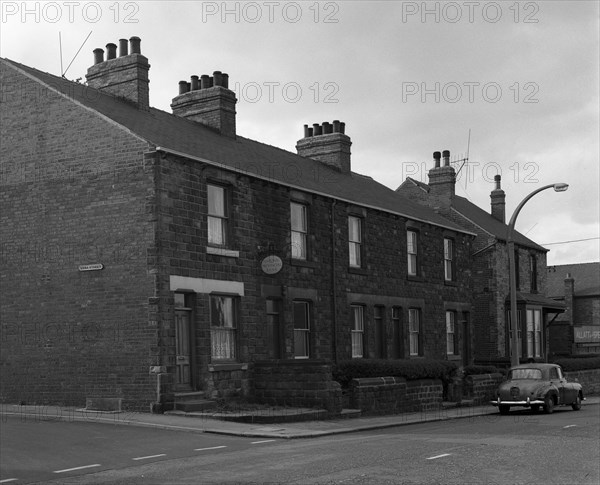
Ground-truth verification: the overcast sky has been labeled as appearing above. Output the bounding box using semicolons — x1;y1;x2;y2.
2;1;599;266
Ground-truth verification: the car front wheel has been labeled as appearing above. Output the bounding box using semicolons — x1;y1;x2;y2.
572;394;582;411
499;404;510;415
544;395;555;414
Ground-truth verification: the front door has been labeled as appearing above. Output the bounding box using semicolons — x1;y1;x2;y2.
175;309;192;390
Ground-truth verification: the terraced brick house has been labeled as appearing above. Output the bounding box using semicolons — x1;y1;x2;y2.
397;153;565;366
1;37;475;412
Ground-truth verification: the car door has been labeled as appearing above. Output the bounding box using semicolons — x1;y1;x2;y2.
548;366;565;404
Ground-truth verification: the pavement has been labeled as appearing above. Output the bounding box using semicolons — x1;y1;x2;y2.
3;396;599;439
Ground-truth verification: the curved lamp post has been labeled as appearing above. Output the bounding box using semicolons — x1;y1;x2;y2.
508;183;569;367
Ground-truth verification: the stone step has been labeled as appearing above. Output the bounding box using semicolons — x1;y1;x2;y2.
174;399;217;413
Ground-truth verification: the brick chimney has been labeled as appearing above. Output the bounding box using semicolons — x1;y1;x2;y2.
170;72;237;138
490;174;506;223
427;150;455;209
86;36;150;110
296;121;351;173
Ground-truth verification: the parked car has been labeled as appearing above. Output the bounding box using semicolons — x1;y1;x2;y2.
491;363;584;414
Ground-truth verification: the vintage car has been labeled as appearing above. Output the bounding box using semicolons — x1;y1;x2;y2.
491;363;584;414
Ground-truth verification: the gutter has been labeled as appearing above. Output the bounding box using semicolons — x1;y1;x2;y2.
153;146;477;237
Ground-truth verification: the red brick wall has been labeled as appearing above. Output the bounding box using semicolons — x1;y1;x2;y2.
0;61;158;411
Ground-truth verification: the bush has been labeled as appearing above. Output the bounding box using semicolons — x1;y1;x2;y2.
332;359;458;389
551;356;600;372
463;365;503;377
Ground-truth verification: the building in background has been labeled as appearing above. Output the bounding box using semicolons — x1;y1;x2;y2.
547;262;600;356
1;37;475;412
397;155;564;366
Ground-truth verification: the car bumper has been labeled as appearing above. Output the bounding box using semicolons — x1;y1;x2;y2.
491;398;545;407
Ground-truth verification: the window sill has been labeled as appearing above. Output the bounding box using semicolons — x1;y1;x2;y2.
208;363;248;372
290;259;319;268
444;280;458;287
348;267;369;275
447;354;461;361
206;246;240;258
407;275;423;282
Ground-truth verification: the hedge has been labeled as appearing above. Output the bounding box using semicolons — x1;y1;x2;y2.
551;356;600;372
332;359;458;389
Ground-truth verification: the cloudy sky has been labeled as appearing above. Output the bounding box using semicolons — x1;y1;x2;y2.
2;1;598;266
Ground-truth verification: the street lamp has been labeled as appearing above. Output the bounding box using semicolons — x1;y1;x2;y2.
507;183;569;367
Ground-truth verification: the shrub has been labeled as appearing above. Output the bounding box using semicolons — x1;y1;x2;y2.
463;365;503;377
332;359;458;389
551;356;600;372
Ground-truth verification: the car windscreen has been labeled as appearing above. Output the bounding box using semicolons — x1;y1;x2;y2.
509;368;543;379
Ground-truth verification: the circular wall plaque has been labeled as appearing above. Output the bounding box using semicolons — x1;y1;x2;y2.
261;255;283;275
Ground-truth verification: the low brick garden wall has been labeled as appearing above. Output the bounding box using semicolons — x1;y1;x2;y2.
348;377;442;415
464;373;504;404
251;360;342;413
564;368;600;395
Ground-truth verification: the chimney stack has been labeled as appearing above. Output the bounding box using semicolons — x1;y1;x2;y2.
296;120;351;173
170;71;237;138
427;149;455;210
490;174;506;223
86;36;150;110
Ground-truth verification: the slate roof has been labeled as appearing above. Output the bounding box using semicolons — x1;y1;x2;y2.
401;177;546;251
3;58;473;235
546;262;600;298
452;195;547;251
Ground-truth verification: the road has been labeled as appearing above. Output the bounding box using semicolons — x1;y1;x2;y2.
1;405;599;484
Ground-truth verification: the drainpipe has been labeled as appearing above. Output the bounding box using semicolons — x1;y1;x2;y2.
331;199;338;363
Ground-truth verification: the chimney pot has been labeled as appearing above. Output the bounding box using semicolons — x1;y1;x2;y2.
201;74;210;89
494;174;502;190
222;73;229;89
313;123;322;136
442;150;450;166
179;80;190;95
93;48;104;65
333;120;341;133
213;71;223;87
308;127;314;137
433;151;441;168
106;43;117;60
129;36;141;54
118;38;128;57
323;122;332;134
190;75;200;91
303;124;310;138
340;122;346;134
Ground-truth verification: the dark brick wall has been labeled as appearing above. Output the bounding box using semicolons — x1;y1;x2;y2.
349;377;442;415
252;360;342;412
564;369;600;395
464;373;504;404
0;62;158;410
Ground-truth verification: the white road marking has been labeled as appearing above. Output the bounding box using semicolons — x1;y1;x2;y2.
194;445;227;451
0;479;19;483
563;425;577;428
251;439;277;444
426;453;452;460
132;454;166;461
53;464;101;474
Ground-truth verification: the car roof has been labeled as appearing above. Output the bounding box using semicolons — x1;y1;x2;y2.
510;363;560;370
